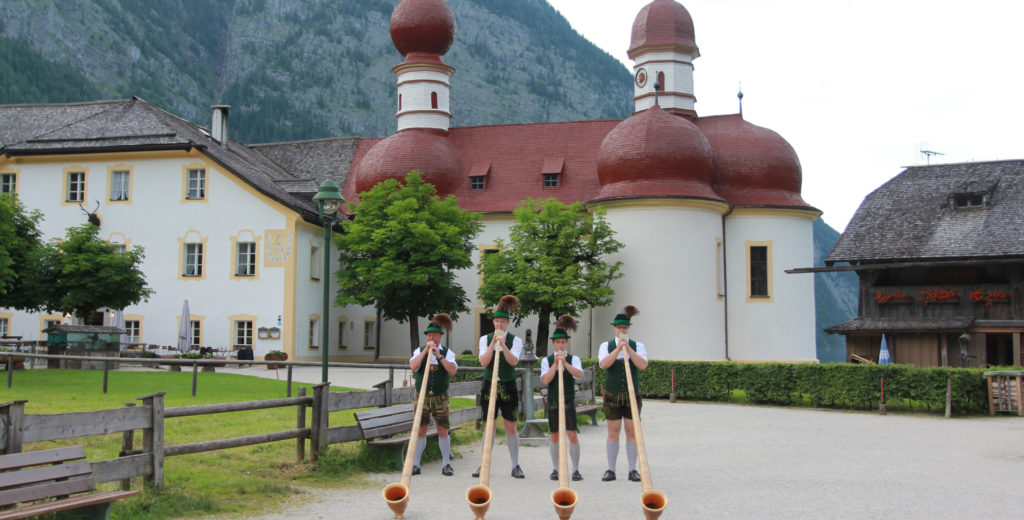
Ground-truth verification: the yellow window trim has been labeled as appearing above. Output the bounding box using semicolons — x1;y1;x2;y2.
0;168;19;195
228;314;258;348
181;162;210;203
230;230;262;281
177;231;209;281
61;166;88;207
745;240;774;303
337;317;349;350
106;164;133;205
363;317;376;350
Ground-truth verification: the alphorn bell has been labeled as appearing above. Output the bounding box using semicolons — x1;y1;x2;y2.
550;357;578;519
382;345;436;518
622;340;668;520
466;332;504;519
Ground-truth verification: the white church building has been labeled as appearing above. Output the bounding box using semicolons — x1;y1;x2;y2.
0;0;819;363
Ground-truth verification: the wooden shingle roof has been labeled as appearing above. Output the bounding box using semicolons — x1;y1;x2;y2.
826;160;1024;265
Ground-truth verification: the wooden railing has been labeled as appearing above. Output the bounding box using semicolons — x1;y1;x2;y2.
0;354;552;491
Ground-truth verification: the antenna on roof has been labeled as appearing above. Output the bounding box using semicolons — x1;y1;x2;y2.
737;82;744;116
921;148;944;165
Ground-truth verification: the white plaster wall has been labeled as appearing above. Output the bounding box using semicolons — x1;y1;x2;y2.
396;70;451;132
633;51;695;113
3;155;293;357
596;203;726;361
724;212;817;362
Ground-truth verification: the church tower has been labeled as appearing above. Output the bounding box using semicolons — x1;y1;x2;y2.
390;0;456;132
628;0;700;117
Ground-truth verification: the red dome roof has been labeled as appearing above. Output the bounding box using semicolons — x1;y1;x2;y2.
354;129;459;195
629;0;697;57
595;105;721;201
695;114;813;208
390;0;456;57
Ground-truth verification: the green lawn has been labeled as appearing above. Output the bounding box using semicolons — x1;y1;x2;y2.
1;369;477;519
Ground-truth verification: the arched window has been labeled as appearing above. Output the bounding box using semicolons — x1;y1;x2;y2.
398;94;402;110
431;92;438;109
656;71;665;90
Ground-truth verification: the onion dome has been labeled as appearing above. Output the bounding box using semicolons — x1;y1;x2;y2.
695;114;813;208
628;0;698;58
595;105;722;201
354;129;459;195
390;0;456;57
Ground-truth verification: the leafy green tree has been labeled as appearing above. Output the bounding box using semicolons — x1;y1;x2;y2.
0;194;46;310
334;171;483;350
31;223;153;321
478;198;623;357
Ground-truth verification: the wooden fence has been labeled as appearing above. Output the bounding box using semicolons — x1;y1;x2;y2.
0;354;554;491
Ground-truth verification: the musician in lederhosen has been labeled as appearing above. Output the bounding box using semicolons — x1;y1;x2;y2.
540;315;585;482
598;305;648;483
408;313;458;476
473;295;526;479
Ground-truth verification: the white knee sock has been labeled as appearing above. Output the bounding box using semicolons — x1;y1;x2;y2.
439;436;451;466
549;439;559;469
414;436;426;466
570;442;580;473
507;433;520;466
626;441;638;472
606;441;619;472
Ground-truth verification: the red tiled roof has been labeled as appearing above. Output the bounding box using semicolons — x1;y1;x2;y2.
629;0;698;58
596;105;721;202
390;0;456;57
696;114;815;210
345;120;621;213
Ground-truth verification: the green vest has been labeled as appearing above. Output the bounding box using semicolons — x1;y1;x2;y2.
604;339;639;395
483;332;517;383
545;354;576;409
413;346;450;395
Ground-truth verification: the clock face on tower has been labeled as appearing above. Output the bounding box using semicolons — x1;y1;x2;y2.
634;68;648;88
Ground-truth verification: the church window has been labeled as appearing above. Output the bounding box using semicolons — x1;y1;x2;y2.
431;92;438;109
543;173;559;188
656;71;665;90
747;243;772;299
398;94;402;110
471;176;485;190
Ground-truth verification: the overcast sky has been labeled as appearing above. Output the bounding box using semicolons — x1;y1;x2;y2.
546;0;1023;232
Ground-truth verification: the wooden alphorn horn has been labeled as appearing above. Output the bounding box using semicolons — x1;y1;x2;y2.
382;346;435;519
622;342;668;520
550;357;578;519
466;332;504;519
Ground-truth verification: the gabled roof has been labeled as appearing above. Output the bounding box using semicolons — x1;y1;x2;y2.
0;98;324;223
826;160;1024;265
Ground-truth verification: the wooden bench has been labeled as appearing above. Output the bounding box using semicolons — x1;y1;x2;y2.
523;366;602;436
0;446;138;520
353;403;461;464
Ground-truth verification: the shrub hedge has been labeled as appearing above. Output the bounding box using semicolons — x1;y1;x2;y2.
453;355;998;416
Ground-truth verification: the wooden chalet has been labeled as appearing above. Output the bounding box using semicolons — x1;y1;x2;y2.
810;160;1024;367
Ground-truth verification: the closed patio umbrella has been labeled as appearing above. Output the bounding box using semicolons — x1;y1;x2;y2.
110;309;128;351
178;300;191;353
878;334;892;364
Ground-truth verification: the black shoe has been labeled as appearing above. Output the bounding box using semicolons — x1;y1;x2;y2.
472;466;480;478
628;470;641;482
442;464;454;476
602;470;616;481
411;466;421;475
549;469;558;481
511;465;525;479
572;470;583;481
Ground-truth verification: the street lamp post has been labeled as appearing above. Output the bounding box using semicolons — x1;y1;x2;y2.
313;179;343;383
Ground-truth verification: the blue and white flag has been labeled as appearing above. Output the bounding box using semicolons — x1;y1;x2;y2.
879;335;892;365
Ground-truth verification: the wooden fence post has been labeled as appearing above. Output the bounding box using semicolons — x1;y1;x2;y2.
120;403;136;490
287;365;294;397
138;392;166;491
310;383;330;462
192;363;199;397
0;400;26;454
296;387;307;462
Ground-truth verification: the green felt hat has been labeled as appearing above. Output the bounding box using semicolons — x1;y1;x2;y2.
423;323;444;335
424;313;451;335
551;328;570;339
611;305;638;326
552;315;577;339
491;295;520;320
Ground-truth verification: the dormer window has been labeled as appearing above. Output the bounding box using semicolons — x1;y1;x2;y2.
953;193;984;209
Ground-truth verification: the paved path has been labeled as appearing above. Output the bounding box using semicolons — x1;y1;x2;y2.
208;367;1024;519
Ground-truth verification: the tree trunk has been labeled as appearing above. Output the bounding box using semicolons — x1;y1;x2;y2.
408;311;420;353
535;309;552;358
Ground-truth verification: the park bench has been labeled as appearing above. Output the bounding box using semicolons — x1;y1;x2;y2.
354;403;462;464
0;446;138;520
521;366;601;437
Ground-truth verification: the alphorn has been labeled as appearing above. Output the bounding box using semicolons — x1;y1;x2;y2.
550;357;579;519
382;346;436;518
466;332;504;519
622;341;668;520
